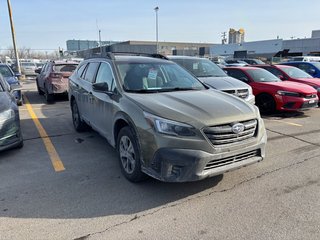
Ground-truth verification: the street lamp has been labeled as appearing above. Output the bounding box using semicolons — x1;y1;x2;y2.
154;6;159;53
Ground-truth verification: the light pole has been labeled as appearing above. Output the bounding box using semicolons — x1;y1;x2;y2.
154;6;159;53
7;0;21;74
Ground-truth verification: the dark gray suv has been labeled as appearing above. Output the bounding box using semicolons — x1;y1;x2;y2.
69;53;267;182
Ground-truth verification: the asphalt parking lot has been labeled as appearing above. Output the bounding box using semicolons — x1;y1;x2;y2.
1;78;320;240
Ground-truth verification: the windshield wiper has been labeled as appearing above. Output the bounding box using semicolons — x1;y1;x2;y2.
125;89;161;93
162;87;199;92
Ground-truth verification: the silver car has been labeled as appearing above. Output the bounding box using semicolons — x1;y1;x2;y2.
69;53;266;182
169;56;255;104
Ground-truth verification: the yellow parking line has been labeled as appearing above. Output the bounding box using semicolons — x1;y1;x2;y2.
23;95;65;172
269;119;303;127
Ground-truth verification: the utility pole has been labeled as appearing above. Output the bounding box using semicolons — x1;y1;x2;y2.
221;32;227;45
154;6;159;53
99;29;102;54
7;0;21;74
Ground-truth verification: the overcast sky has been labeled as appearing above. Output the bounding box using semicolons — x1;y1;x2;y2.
0;0;319;52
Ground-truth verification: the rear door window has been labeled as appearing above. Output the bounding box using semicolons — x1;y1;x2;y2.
83;62;99;82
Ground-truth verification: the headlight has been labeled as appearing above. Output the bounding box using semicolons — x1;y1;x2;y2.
277;90;301;97
144;112;196;137
0;109;15;124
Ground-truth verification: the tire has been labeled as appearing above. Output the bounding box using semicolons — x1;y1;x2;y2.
44;84;54;103
256;93;276;114
16;140;24;149
117;126;146;182
71;100;88;132
36;79;44;95
17;99;23;106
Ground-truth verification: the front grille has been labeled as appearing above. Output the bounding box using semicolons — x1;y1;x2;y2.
203;119;257;146
223;89;249;99
204;150;260;170
305;94;317;99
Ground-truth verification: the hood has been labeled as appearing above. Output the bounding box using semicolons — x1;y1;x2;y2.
262;81;316;94
126;89;258;127
0;92;11;113
199;76;250;90
4;76;19;85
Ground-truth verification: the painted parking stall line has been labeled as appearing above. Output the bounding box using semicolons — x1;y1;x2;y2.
23;95;65;172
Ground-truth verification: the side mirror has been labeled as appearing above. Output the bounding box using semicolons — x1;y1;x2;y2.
35;68;41;74
279;75;286;80
92;82;109;92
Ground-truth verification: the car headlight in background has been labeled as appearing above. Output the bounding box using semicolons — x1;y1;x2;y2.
277;90;301;97
144;112;196;137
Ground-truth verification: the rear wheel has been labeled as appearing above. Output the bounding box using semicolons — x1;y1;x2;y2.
36;79;44;95
256;94;276;114
117;126;146;182
44;84;54;103
71;100;88;132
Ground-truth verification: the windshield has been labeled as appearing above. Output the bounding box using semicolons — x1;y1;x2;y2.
312;62;320;69
246;69;280;82
280;66;312;78
171;58;227;77
116;62;206;93
21;62;36;67
0;65;14;77
53;64;78;72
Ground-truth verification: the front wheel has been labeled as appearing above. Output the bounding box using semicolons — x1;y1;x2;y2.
117;126;146;182
256;94;276;114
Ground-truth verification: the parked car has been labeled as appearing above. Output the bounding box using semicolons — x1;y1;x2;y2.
240;58;266;65
288;56;320;62
0;63;22;105
20;62;37;76
224;67;318;114
168;56;255;104
255;64;320;99
225;59;248;67
279;61;320;78
69;53;267;183
0;74;23;152
36;60;78;103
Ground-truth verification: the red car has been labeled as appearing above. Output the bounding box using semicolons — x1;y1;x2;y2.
36;60;78;103
255;64;320;99
224;67;318;114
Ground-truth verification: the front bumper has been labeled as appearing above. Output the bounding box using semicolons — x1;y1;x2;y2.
142;131;267;182
276;95;318;111
0;120;23;152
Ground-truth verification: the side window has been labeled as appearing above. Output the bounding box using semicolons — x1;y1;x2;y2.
77;63;88;79
83;62;99;82
41;63;47;74
226;69;249;82
266;67;284;78
95;62;115;91
298;63;311;72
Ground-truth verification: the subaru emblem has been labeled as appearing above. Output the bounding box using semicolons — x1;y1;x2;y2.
232;123;245;134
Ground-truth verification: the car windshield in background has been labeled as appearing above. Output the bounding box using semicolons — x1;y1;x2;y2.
173;58;227;77
246;69;280;82
280;67;312;78
0;65;14;77
116;62;205;92
54;64;77;72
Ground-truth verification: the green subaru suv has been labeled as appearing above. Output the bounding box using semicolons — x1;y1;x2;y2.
69;53;267;182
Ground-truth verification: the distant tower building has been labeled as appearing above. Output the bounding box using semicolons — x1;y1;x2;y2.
228;28;245;44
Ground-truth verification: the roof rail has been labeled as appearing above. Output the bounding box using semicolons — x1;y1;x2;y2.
85;52;168;60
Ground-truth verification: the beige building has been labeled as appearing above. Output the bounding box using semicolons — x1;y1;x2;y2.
228;28;245;44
